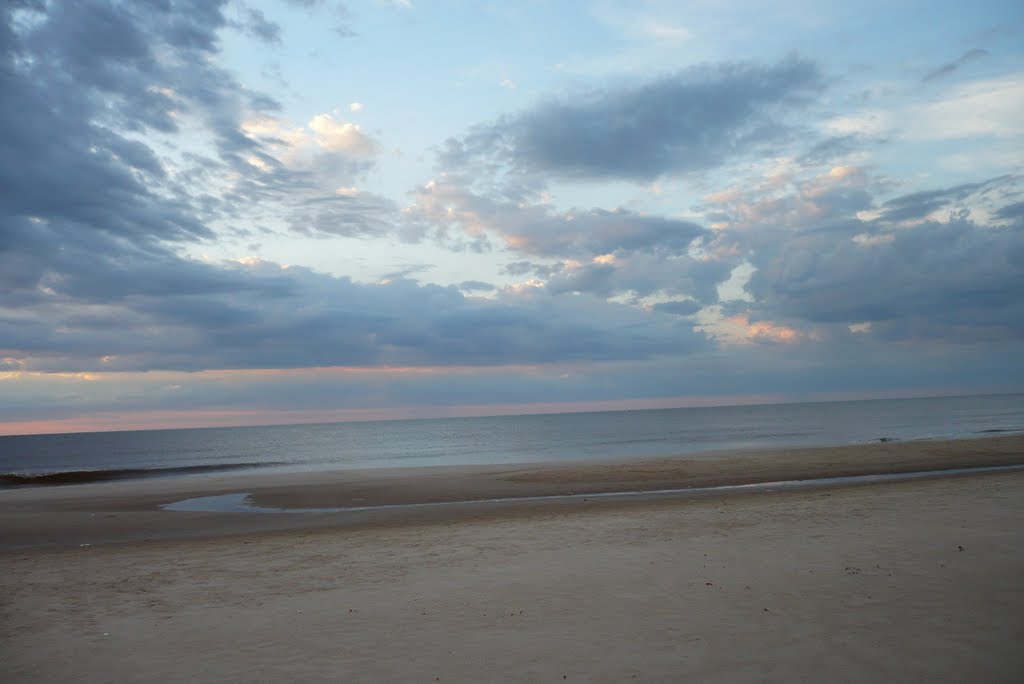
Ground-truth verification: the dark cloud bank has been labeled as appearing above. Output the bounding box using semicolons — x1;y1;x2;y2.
441;56;823;181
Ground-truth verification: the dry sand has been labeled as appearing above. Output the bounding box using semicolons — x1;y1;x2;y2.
1;436;1023;681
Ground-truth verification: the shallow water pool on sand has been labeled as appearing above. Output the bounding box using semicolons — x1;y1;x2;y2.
162;463;1024;514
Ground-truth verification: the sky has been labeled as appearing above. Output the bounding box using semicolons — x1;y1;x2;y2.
1;0;1023;435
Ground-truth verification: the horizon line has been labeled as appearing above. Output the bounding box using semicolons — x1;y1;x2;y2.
1;388;1018;438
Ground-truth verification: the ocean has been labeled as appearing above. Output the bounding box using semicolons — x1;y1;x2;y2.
2;393;1022;486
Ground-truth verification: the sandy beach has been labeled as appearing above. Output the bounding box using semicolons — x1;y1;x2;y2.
2;435;1023;681
10;0;1024;680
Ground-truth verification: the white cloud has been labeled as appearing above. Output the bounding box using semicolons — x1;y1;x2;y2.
852;233;894;246
637;19;691;42
350;102;364;113
906;74;1024;140
241;117;307;149
823;110;891;137
308;114;378;157
241;114;380;167
831;74;1024;146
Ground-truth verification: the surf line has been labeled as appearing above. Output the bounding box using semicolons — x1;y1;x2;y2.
161;463;1024;514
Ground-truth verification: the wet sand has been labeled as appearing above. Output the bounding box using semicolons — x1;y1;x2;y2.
1;436;1023;681
1;434;1022;548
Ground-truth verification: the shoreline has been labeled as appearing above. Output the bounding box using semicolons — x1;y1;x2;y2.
3;422;1022;487
3;467;1022;681
1;434;1022;550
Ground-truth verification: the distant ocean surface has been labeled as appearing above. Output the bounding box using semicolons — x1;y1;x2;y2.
2;394;1023;486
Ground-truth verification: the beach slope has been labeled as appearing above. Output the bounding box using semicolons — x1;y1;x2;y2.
1;436;1023;682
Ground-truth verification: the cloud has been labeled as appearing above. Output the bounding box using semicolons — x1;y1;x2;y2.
234;5;282;44
739;174;1024;343
209;108;391;239
0;0;706;374
689;159;1024;347
922;48;989;83
0;242;707;372
539;251;728;304
3;0;370;283
308;114;378;156
333;3;357;37
502;208;707;259
439;56;823;182
749;218;1024;341
634;19;691;42
287;191;399;238
411;57;837;309
458;281;496;292
798;134;869;166
408;179;707;257
405;177;732;303
994;201;1024;221
905;74;1024;140
9;334;1021;433
239;114;380;177
652;300;702;316
4;1;1022;426
407;57;836;312
697;164;876;235
875;176;1016;223
0;0;428;374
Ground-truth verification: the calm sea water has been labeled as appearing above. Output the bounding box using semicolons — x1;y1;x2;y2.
2;394;1022;485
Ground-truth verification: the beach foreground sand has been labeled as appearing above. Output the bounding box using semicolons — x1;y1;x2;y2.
2;436;1023;681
